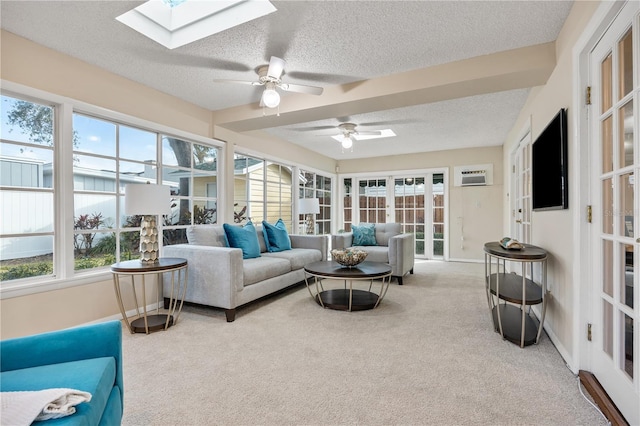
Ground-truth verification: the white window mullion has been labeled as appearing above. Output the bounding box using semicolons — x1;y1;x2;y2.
57;103;75;278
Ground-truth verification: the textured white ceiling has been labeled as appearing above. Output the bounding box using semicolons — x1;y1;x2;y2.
0;0;574;160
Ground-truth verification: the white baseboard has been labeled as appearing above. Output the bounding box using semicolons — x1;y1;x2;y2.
530;305;577;374
448;257;483;264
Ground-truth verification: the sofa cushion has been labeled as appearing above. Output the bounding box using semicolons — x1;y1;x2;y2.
262;219;292;252
352;223;377;246
263;248;322;270
223;221;261;259
0;357;116;426
242;256;291;286
374;223;402;246
351;245;389;263
187;225;228;247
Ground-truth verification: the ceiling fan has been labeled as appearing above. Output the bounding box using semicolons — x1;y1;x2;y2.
334;123;382;150
214;56;323;108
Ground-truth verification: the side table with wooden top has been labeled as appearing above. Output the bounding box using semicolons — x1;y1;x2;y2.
484;242;548;347
111;257;188;334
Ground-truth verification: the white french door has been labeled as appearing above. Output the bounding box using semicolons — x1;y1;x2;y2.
589;2;639;424
511;130;532;244
345;172;446;259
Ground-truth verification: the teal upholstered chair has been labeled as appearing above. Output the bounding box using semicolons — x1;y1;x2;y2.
1;320;124;425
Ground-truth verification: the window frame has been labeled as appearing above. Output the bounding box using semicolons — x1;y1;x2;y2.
0;83;224;299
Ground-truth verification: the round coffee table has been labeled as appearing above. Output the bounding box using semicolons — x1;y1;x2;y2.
303;261;392;311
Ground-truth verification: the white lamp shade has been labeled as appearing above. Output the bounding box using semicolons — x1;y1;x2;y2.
124;183;171;216
298;198;320;214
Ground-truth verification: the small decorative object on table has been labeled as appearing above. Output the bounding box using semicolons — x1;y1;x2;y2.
331;248;368;267
499;237;524;250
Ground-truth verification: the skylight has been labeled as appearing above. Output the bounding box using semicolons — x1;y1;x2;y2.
116;0;277;49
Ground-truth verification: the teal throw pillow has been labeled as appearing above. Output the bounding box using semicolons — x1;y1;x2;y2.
262;219;292;252
352;223;377;246
223;221;261;259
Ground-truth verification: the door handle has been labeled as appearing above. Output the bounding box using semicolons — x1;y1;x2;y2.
515;220;522;224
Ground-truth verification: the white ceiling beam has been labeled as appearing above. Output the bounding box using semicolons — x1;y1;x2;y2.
213;42;555;133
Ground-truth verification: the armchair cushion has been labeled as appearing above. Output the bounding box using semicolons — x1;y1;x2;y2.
224;221;261;259
262;219;292;252
1;357;116;426
352;223;377;246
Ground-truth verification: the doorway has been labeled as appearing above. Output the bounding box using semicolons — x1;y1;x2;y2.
340;171;447;259
588;2;639;424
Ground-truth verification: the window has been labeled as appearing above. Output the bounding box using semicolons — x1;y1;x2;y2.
234;153;293;228
342;178;353;232
300;170;332;235
1;95;55;281
1;92;221;287
162;136;219;246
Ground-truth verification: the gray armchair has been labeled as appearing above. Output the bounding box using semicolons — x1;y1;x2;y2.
331;223;415;284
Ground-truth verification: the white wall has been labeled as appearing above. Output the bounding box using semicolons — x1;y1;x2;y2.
501;1;600;365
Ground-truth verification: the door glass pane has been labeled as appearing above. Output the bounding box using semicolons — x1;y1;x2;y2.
603;239;614;297
359;179;386;224
603;115;614;173
618;28;633;99
624;313;634;378
622;244;634;309
602;178;614;234
619;100;634;168
603;300;614;358
432;174;444;258
620;173;634;236
602;52;613;112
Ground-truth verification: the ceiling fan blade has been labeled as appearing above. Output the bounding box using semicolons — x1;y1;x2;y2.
213;79;263;87
355;130;383;136
267;56;286;79
279;83;323;95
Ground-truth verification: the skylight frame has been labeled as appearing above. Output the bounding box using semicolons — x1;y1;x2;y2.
116;0;277;49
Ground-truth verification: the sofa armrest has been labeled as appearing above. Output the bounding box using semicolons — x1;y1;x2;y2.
163;244;244;307
331;232;353;250
388;233;415;276
289;234;329;260
0;321;123;405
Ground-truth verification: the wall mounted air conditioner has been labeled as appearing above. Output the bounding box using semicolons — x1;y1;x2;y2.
453;164;493;187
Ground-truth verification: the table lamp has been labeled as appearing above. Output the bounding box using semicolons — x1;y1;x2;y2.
124;183;171;264
298;198;320;235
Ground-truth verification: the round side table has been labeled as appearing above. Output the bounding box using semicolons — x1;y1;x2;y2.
111;257;188;334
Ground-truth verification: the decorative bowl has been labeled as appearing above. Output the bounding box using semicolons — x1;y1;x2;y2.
331;248;368;267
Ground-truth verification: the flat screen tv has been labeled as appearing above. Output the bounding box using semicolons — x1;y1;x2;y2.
532;108;568;211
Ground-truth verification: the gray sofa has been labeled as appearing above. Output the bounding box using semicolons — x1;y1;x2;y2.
163;224;328;322
331;223;415;284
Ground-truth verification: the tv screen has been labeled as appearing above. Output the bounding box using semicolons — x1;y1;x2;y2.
532;108;568;211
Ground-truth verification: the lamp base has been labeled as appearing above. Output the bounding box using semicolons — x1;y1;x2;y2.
139;215;160;264
305;214;315;235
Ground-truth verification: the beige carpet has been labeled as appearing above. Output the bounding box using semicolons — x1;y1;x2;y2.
121;260;607;425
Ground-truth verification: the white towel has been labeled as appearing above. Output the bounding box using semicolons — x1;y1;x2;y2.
1;388;91;426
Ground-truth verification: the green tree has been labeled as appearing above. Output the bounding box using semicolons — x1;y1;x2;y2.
6;99;79;148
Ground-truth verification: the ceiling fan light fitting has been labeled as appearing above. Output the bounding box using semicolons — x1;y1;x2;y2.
341;136;353;149
262;85;280;108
